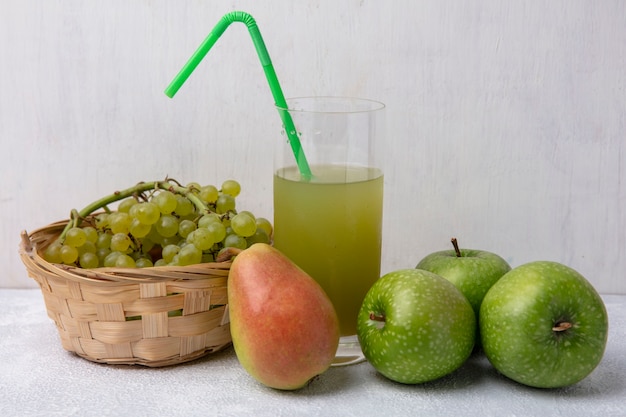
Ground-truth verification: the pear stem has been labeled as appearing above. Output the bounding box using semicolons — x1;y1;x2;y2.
552;321;573;332
451;237;462;257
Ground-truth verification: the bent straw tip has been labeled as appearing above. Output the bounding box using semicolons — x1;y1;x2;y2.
164;86;177;98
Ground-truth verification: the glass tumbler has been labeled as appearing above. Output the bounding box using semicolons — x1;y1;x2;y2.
273;96;385;366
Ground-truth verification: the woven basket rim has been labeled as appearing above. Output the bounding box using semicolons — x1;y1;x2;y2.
20;218;232;285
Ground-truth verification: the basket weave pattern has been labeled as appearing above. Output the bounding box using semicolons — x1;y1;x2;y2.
19;219;233;367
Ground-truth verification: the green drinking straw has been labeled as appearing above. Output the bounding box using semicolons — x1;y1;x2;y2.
164;11;313;179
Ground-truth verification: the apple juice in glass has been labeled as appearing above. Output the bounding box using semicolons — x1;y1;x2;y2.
273;97;385;366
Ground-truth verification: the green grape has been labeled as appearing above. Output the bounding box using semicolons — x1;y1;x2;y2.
198;213;221;228
43;240;63;263
224;234;247;250
154;259;168;267
246;228;270;246
128;203;139;217
96;232;112;249
221;179;241;197
179;213;198;223
65;227;87;248
216;194;236;214
186;182;202;193
146;227;164;245
82;226;98;243
77;241;97;256
187;228;214;251
174;195;194;217
206;221;226;243
130;202;161;225
155;214;179;238
79;252;100;269
178;219;197;238
118;198;138;213
60;244;79;264
161;235;181;248
110;233;132;252
178;243;202;266
104;251;124;267
108;212;132;234
94;213;110;230
96;247;111;264
140;238;155;254
169;254;180;266
152;190;178;214
115;254;136;268
199;185;219;204
230;213;257;237
201;253;215;263
161;244;180;264
135;257;154;268
238;210;256;221
255;217;273;237
131;250;147;261
129;218;152;239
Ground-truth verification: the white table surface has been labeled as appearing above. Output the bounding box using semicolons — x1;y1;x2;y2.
1;289;624;417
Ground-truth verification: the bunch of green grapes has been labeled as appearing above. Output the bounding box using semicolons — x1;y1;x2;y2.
42;179;272;269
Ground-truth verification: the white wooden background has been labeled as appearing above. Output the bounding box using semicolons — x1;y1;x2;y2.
1;1;624;293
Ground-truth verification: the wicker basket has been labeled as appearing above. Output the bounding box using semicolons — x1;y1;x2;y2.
19;219;233;367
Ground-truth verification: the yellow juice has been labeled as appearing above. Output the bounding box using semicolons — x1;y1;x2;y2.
273;164;384;336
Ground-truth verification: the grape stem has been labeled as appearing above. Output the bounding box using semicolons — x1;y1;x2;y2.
59;179;212;242
451;237;462;257
166;184;209;214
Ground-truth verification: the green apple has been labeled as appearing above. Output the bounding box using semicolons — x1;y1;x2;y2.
357;269;476;384
480;261;609;388
415;238;511;320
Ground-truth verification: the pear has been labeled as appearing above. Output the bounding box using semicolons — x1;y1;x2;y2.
227;243;340;390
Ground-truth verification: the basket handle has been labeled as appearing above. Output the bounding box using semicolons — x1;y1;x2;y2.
20;230;33;253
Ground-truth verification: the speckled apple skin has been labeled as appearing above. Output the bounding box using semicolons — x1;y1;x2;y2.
227;243;340;390
416;249;511;317
480;261;609;388
357;269;476;384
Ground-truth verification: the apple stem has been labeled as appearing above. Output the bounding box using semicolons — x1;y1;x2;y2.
451;238;462;257
369;312;386;322
552;321;573;332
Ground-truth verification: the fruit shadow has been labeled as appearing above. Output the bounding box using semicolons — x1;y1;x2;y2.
371;352;497;392
489;357;626;400
465;345;625;400
295;352;497;397
281;365;359;397
99;343;239;371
